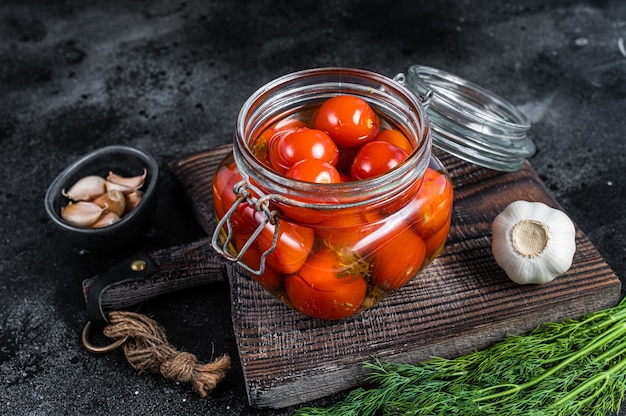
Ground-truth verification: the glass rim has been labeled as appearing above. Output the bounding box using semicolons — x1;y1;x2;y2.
234;67;432;209
403;65;535;172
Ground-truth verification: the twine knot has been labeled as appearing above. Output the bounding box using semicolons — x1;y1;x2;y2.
103;311;231;397
161;351;196;382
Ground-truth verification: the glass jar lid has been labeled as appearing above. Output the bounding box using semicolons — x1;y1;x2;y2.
395;65;535;172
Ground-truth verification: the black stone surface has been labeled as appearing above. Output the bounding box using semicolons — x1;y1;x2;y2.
1;1;625;415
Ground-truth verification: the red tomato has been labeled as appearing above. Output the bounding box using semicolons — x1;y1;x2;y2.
212;161;240;220
334;147;357;177
268;127;339;174
339;173;352;182
286;159;342;184
254;118;307;167
375;175;425;219
424;219;450;260
369;225;426;291
406;168;454;239
316;209;383;228
284;248;367;320
312;95;379;148
315;210;383;248
273;194;342;225
374;129;413;154
269;116;308;133
256;215;315;275
233;233;284;292
228;199;314;275
350;141;409;180
227;200;258;250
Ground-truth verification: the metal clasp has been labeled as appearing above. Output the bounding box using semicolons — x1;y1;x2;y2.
211;180;280;276
394;72;434;109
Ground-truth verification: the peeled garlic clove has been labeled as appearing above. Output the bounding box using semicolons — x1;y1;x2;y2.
61;201;104;227
91;212;121;228
491;200;576;285
124;190;143;213
62;175;106;201
106;169;147;189
93;190;126;217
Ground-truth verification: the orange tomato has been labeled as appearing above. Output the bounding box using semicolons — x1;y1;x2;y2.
284;248;367;320
374;129;413;154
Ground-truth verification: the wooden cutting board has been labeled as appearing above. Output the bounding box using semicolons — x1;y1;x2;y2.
169;144;621;409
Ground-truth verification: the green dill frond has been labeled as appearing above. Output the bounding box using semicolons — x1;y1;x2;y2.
296;297;626;416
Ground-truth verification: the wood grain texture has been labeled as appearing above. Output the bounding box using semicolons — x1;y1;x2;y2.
82;237;228;310
170;146;621;409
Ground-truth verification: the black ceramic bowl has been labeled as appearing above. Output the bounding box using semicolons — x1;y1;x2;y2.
44;145;159;252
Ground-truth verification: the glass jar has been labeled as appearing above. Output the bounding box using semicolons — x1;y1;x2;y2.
211;67;454;320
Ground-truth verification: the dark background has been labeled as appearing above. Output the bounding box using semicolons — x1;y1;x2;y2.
1;0;625;415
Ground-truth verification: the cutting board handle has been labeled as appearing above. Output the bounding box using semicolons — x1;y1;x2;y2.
82;236;228;318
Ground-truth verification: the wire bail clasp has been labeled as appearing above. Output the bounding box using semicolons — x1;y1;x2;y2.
393;72;434;109
211;179;280;276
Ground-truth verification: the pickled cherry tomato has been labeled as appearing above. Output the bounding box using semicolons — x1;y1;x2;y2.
286;159;342;184
407;168;454;239
284;248;367;320
370;226;426;291
374;129;413;154
268;116;308;133
254;118;307;166
350;141;409;180
334;147;357;177
339;173;352;182
424;220;450;260
212;161;240;220
233;233;283;292
312;95;379;148
229;200;314;275
257;216;314;275
269;127;338;174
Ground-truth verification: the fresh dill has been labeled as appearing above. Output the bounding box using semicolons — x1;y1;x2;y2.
296;297;626;415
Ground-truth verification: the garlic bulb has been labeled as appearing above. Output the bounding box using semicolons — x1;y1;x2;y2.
491;200;576;285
